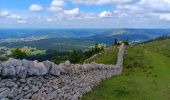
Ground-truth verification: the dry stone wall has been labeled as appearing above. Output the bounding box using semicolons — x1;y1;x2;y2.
0;44;124;100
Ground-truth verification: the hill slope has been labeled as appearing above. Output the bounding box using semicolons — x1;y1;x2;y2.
82;39;170;100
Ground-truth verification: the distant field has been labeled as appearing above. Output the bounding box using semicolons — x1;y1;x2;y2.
82;39;170;100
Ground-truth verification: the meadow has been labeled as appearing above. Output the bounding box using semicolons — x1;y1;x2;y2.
82;39;170;100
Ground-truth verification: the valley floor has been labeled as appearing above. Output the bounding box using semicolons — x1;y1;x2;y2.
82;40;170;100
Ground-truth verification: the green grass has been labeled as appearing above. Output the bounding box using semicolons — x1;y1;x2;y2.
86;46;118;64
82;39;170;100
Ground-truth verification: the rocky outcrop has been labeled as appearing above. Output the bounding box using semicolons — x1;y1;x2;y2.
0;44;124;100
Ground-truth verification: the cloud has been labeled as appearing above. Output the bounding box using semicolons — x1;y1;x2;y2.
2;0;170;28
49;0;65;12
49;6;63;12
72;0;139;5
99;11;112;18
159;13;170;21
9;14;22;20
29;4;43;11
0;11;9;17
64;8;80;16
51;0;65;7
79;12;97;19
17;20;27;23
0;11;27;24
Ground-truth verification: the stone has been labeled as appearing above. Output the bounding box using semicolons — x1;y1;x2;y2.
50;65;60;76
0;62;2;75
58;60;72;74
43;61;52;70
20;79;26;83
46;90;60;100
0;88;10;99
28;61;48;76
23;86;29;91
0;98;9;100
9;87;19;98
64;60;71;66
52;85;58;90
32;86;39;92
1;58;17;77
15;59;30;78
4;80;16;88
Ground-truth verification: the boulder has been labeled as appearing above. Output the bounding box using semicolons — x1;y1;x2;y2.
50;65;60;76
43;61;61;76
58;60;71;74
28;61;49;76
43;61;53;70
15;59;30;78
1;58;17;77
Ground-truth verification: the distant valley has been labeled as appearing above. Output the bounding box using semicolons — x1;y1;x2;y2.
0;29;170;51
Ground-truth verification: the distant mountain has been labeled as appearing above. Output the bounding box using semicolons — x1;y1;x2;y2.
1;29;170;51
89;29;170;45
0;29;108;39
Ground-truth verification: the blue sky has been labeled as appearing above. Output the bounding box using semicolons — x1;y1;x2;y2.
0;0;170;28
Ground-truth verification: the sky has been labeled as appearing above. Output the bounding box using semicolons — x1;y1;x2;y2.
0;0;170;28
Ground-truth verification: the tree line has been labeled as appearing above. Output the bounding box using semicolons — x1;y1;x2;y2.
3;43;106;64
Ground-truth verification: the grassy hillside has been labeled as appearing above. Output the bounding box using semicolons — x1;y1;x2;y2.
85;46;118;64
82;39;170;100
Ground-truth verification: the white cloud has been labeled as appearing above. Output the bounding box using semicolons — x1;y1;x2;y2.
29;4;43;11
72;0;139;5
159;13;170;21
46;18;54;22
9;14;22;20
51;0;65;7
17;20;27;23
99;11;112;18
79;12;97;19
0;11;28;24
64;8;80;16
2;0;170;28
49;6;63;12
111;0;170;22
0;11;9;17
49;0;65;12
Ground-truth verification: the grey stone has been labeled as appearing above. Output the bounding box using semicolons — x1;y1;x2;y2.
1;58;17;77
46;90;59;100
32;86;39;92
0;98;9;100
4;80;16;87
0;88;10;99
52;85;58;90
50;65;60;76
9;87;19;98
28;61;48;76
15;59;30;78
0;62;2;75
19;79;26;83
23;86;29;91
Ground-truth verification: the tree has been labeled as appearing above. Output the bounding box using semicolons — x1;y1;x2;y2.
69;50;80;63
124;38;129;45
51;50;60;64
114;38;118;45
11;48;27;59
